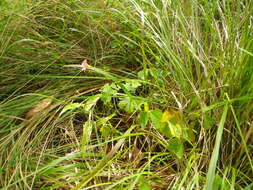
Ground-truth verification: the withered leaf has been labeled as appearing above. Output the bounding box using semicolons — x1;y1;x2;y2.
25;98;53;120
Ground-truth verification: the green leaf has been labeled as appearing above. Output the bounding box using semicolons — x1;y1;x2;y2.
213;175;224;190
84;94;101;112
100;83;119;104
149;68;169;84
97;113;116;127
149;109;163;127
0;0;7;6
100;124;111;137
60;103;84;116
203;113;216;129
81;120;94;152
123;80;142;93
97;113;116;137
206;104;228;190
166;138;184;159
149;109;170;138
139;111;148;129
161;110;190;140
138;176;152;190
167;118;182;138
188;126;196;142
137;69;149;80
118;96;143;113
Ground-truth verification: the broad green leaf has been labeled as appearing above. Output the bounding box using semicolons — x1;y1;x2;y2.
84;94;101;112
138;176;152;190
118;96;143;113
149;109;170;138
167;138;184;159
161;110;176;122
97;113;116;137
168;120;182;138
100;124;111;137
139;111;148;129
118;97;135;113
100;83;119;104
149;109;163;127
123;80;142;93
161;110;186;139
60;103;84;116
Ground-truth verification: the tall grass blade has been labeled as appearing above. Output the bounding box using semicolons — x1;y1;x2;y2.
205;102;229;190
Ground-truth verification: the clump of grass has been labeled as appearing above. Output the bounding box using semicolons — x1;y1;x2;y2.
0;0;252;189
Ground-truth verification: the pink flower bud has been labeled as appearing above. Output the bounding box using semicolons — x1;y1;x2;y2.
81;59;90;71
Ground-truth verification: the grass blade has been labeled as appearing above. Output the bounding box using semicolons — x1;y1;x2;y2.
205;102;229;190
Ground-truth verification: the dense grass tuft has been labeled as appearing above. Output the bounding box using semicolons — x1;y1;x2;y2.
0;0;252;189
